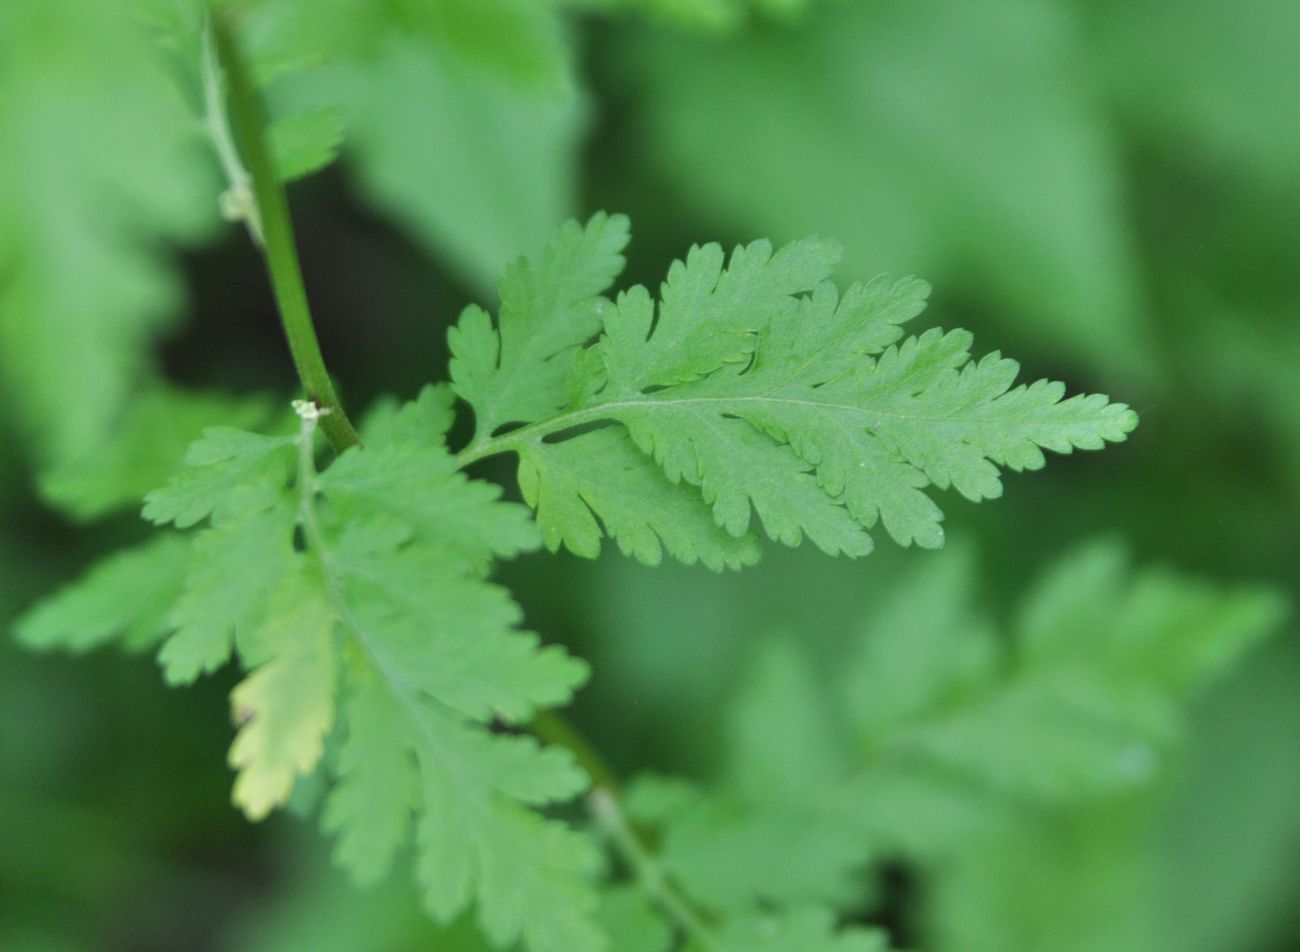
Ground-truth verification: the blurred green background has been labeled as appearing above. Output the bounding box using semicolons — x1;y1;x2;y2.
2;0;1298;949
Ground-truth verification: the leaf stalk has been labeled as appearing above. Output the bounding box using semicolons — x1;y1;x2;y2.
211;16;360;453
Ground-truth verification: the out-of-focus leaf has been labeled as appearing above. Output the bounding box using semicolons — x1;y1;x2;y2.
38;387;273;520
927;635;1300;952
596;887;673;952
270;107;347;182
14;534;191;654
840;541;1286;805
0;0;216;466
620;540;1285;933
386;0;570;89
276;28;584;292
928;802;1159;952
1155;637;1300;952
563;0;823;32
616;0;1151;376
691;907;891;952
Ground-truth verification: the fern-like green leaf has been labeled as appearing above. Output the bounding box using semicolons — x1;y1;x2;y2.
136;397;595;951
453;215;1138;562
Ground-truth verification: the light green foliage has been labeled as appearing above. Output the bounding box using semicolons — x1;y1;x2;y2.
27;392;600;952
595;888;672;952
4;1;1296;950
153;0;571;257
160;505;297;685
838;542;1283;813
451;214;631;437
14;534;191;654
0;0;216;467
153;0;352;191
591;781;898;951
270;108;347;182
189;0;571;92
0;0;343;513
322;389;539;571
229;575;338;820
593;235;841;389
697;907;891;952
143;428;297;529
384;0;570;89
453;216;1136;563
219;0;584;292
519;429;761;569
928;804;1158;952
621;542;1285;935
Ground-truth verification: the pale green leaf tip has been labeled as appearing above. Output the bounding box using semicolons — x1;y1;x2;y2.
1121;405;1140;433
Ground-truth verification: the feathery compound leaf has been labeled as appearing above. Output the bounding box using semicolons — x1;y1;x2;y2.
454;216;1137;564
116;402;600;951
406;716;601;951
695;542;1285;864
321;673;417;886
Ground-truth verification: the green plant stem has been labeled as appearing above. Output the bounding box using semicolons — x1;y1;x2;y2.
456;406;608;468
199;19;262;244
212;16;360;453
588;788;723;952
